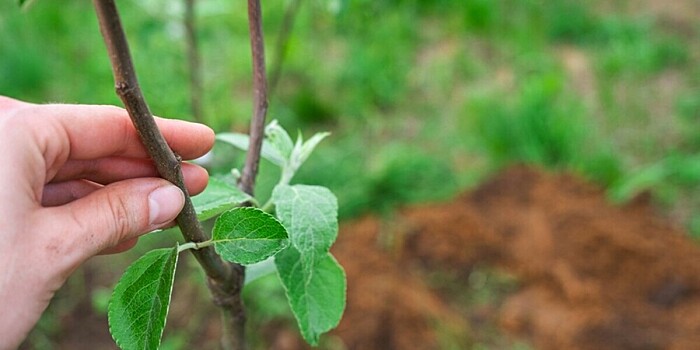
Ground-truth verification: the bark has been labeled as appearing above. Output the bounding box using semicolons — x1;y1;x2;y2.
239;0;269;196
184;0;204;123
92;1;246;348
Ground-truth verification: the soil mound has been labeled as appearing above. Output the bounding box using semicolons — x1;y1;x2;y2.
24;166;700;349
331;165;700;350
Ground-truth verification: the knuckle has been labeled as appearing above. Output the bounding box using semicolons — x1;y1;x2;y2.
68;207;89;238
103;192;138;242
117;117;136;155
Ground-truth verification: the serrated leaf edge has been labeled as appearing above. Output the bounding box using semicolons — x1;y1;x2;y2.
212;207;290;265
275;250;347;345
108;247;179;350
272;184;339;255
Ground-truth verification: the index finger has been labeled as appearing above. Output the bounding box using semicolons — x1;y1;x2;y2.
25;102;215;160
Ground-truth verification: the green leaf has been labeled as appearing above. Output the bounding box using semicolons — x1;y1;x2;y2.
192;177;252;221
277;131;329;185
265;120;294;159
109;247;179;350
216;132;286;167
244;257;277;285
212;207;289;265
295;132;330;166
276;246;346;345
272;185;338;267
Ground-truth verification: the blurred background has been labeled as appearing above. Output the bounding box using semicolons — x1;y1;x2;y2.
2;0;699;349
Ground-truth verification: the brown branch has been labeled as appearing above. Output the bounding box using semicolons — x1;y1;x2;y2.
92;1;246;349
92;0;227;281
184;0;204;123
269;0;303;96
239;0;269;196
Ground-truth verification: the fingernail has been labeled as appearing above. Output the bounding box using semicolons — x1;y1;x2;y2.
148;185;185;226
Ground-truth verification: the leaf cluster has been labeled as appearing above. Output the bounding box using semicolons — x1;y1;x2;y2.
108;121;345;348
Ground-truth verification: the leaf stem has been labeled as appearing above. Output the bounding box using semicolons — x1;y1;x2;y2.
260;200;275;213
178;242;199;253
178;240;215;253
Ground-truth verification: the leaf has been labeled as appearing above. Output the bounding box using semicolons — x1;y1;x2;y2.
275;246;346;345
265;120;294;159
109;247;179;350
244;257;277;285
296;132;330;166
216;132;286;167
272;185;338;268
191;177;252;221
212;207;289;265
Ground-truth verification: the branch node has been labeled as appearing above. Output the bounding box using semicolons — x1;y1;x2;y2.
115;81;135;95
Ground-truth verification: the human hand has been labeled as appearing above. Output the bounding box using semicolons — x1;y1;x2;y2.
0;96;214;349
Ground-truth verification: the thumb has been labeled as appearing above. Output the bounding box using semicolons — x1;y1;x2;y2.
44;178;185;264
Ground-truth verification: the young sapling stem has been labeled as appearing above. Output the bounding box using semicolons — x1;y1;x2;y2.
92;0;229;280
92;1;246;349
239;0;269;196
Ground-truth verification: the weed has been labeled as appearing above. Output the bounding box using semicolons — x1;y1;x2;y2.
369;145;457;210
594;17;689;76
545;0;600;44
466;73;587;167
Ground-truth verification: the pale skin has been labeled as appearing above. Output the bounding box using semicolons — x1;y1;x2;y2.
0;96;215;349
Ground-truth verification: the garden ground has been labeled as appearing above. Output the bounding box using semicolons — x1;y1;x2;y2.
331;165;700;350
24;165;700;349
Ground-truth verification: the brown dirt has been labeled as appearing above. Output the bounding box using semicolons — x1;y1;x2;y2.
330;165;700;350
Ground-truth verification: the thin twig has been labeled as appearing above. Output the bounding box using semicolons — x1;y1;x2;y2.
239;0;269;196
184;0;204;123
92;0;226;279
268;0;303;96
92;1;246;349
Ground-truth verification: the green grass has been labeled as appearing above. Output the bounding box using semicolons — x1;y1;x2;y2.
466;72;586;167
